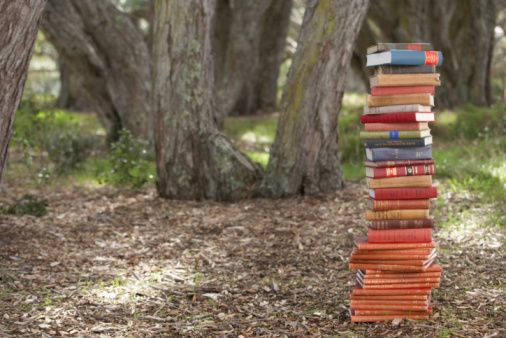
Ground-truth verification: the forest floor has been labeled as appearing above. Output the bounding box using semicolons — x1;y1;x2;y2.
1;180;505;337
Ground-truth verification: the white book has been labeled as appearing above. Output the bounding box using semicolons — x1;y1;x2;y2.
364;104;432;114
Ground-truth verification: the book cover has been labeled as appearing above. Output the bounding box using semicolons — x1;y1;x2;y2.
371;85;435;96
363;278;440;285
366;50;443;67
364;137;433;148
361;112;435;123
369;186;438;200
354;236;436;250
365;159;434;168
364;122;429;131
367;42;432;54
364;104;431;114
351;314;430;322
351;294;430;301
367;94;434;107
365;146;432;161
360;282;440;290
374;64;436;75
366;175;433;189
370;73;441;87
366;209;431;221
351;287;432;296
369;199;430;210
366;264;443;274
366;164;435;178
360;129;431;140
367;228;433;243
369;219;435;230
352;248;435;260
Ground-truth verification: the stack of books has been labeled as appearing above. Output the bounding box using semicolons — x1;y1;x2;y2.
349;43;443;323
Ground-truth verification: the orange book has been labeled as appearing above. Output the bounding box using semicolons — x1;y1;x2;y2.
366;175;433;189
351;299;428;306
366;209;430;221
351;314;429;322
367;228;433;242
362;282;440;289
349;263;432;272
351;294;429;301
352;288;432;296
363;278;441;285
359;248;434;255
364;122;429;131
366;264;442;274
351;248;435;260
354;237;436;250
351;303;429;311
354;309;432;316
363;272;441;279
370;199;430;210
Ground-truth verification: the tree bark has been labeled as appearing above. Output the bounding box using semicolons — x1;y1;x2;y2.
152;0;262;201
41;0;151;142
213;0;292;120
0;0;46;182
263;0;369;197
354;0;496;107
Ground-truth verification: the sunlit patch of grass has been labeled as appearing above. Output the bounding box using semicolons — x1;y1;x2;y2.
342;162;364;181
245;151;270;168
224;114;278;145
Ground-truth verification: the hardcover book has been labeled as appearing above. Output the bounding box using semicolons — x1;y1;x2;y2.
364;104;432;114
361;112;435;123
364;122;429;131
371;85;435;96
366;209;430;221
360;129;431;140
365;145;432;161
369;199;430;210
368;186;438;200
367;94;434;107
365;159;434;168
367;228;433;243
367;42;432;54
370;73;441;87
366;175;433;189
354;236;436;250
366;50;443;67
369;219;435;230
374;64;436;75
366;163;435;178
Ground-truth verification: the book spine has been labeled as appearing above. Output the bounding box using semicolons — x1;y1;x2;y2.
371;86;435;96
376;65;436;74
367;94;433;107
367;176;432;189
351;295;429;301
351;299;429;306
372;164;435;178
373;187;438;200
363;278;440;285
373;43;432;53
372;74;441;87
354;309;431;316
360;130;425;139
349;263;429;272
351;314;429;322
367;146;432;161
367;228;432;243
366;209;430;221
364;138;430;148
364;123;425;131
362;283;440;289
366;159;434;168
361;113;434;124
369;219;434;229
390;50;443;66
371;199;430;210
367;264;442;274
356;241;435;250
363;272;441;278
352;288;432;296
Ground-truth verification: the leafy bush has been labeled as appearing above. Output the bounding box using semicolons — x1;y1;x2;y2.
96;129;155;189
1;194;48;217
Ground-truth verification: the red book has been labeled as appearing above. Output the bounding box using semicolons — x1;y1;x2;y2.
351;314;429;322
366;164;435;178
369;186;438;200
370;199;430;210
367;228;433;243
371;86;435;96
365;159;434;168
360;112;434;123
351;288;432;296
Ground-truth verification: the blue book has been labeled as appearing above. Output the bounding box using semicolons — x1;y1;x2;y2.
364;137;432;148
365;145;432;161
366;50;443;67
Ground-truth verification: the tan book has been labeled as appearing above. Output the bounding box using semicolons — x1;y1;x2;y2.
367;94;434;107
364;104;432;114
366;175;432;189
366;209;430;221
370;73;441;87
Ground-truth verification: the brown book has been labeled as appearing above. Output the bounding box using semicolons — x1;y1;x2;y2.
367;42;432;54
369;219;434;230
369;199;430;210
366;209;430;221
367;175;432;189
367;93;434;107
370;73;441;87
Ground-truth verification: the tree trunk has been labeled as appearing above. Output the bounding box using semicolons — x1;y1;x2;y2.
41;0;151;142
213;0;292;120
0;0;46;182
356;0;496;107
262;0;369;197
152;0;262;201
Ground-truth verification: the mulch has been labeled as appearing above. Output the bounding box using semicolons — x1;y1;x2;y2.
0;181;505;337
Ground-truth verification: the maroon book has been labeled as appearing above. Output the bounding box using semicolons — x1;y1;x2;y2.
369;187;438;200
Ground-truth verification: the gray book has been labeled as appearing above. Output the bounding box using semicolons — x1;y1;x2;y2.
364;136;432;148
365;145;432;161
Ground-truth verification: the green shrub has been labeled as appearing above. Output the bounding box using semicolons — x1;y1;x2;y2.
96;129;155;189
1;194;48;217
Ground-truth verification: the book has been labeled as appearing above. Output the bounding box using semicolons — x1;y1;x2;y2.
349;263;435;272
351;294;430;301
371;86;435;96
365;159;434;168
364;137;432;148
367;228;433;243
364;104;431;114
351;287;432;296
370;73;441;87
367;94;434;107
361;112;435;123
367;42;432;54
357;248;435;256
369;199;430;211
374;64;436;75
365;146;432;161
352;248;435;260
366;163;435;178
369;186;438;200
366;209;430;221
365;264;443;275
354;236;436;250
351;314;430;322
369;219;435;230
364;122;429;131
359;282;440;290
366;50;443;67
351;301;430;310
362;278;440;285
360;129;431;140
366;175;432;189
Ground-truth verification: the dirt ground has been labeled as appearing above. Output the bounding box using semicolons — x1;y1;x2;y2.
0;181;505;337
